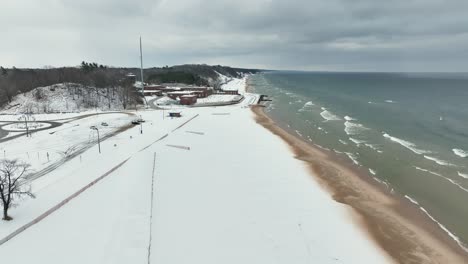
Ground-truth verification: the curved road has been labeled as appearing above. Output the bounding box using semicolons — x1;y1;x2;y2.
0;111;136;143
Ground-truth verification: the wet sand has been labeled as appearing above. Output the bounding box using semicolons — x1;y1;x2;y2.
251;104;468;264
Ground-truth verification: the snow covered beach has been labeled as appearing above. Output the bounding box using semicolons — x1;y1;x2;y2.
0;77;395;263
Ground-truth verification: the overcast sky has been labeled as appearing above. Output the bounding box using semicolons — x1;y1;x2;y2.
1;0;468;71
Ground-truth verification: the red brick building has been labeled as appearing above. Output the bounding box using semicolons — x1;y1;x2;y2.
180;95;197;105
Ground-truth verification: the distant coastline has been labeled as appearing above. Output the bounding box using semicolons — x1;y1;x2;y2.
247;80;468;264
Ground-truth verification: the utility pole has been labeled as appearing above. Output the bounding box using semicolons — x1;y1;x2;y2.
140;36;147;106
90;126;101;154
24;117;29;137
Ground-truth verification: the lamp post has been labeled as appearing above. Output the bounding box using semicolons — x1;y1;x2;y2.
90;126;101;153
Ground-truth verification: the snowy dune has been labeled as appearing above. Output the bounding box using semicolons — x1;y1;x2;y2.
0;78;390;263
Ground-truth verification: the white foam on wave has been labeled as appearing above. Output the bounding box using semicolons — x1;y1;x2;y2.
345;152;360;165
402;193;468;253
385;100;396;103
404;195;419;205
457;172;468;179
383;133;431;155
349;137;366;146
295;130;303;138
298;101;314;112
419;206;468;253
369;169;376;175
339;139;348;145
423;155;456;167
364;143;383;153
453;148;468;158
344;115;356;121
320;108;341;121
414;166;468;193
414;166;443;176
314;144;330;151
372;177;389;189
344;121;369;135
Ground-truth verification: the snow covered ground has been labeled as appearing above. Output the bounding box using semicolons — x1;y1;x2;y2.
195;94;243;105
0;78;391;263
219;73;248;92
0;83;125;115
0;113;134;174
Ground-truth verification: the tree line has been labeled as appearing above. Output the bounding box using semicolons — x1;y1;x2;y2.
0;62;141;110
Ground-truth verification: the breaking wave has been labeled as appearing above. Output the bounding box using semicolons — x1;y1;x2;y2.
423;155;456;167
345;152;360;165
458;172;468;179
344;121;369;135
369;169;376;175
349;137;366;145
338;139;348;145
403;194;468;252
414;166;468;193
414;166;442;176
419;206;468;253
320;108;341;121
364;143;383;153
404;195;419;205
383;133;431;155
298;101;314;112
453;148;468;158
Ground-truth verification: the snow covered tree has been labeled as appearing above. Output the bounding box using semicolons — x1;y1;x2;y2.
0;159;34;221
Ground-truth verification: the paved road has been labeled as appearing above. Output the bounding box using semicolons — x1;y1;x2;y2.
0;121;62;143
0;111;137;182
0;111;135;143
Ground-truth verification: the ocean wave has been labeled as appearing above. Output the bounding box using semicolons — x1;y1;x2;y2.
349;137;366;146
344;121;369;135
338;139;348;145
453;148;468;158
298;101;314;112
415;166;468;193
385;100;396;103
334;149;344;154
295;130;303;137
419;206;468;253
414;166;443;176
403;192;468;253
404;195;419;205
344;115;356;121
372;177;389;189
369;169;376;175
458;172;468;179
320;108;341;121
423;155;456;167
345;152;360;165
314;144;330;151
383;133;431;155
364;143;383;153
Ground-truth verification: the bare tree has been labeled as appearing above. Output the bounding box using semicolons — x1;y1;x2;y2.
0;159;34;221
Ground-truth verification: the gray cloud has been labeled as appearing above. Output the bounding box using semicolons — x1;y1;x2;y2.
1;0;468;71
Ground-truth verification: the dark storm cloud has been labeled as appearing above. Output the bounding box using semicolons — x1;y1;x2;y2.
1;0;468;71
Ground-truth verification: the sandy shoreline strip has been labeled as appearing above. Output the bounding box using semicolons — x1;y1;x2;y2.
250;104;468;264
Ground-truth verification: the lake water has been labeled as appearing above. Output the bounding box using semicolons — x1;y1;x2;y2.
250;71;468;251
